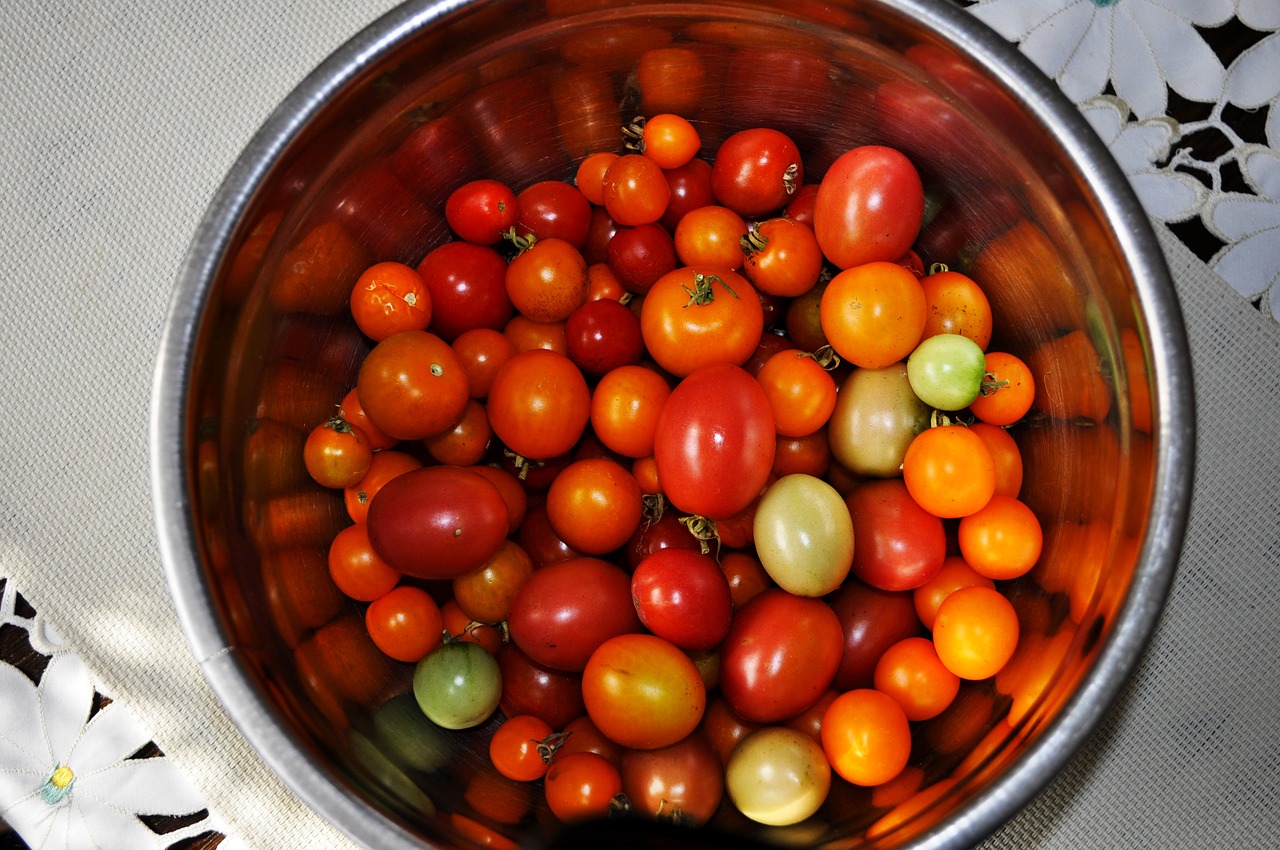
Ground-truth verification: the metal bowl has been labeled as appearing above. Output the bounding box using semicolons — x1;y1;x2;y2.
150;1;1194;848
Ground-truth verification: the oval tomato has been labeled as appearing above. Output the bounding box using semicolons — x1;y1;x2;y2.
813;145;924;270
630;548;733;651
845;478;946;591
653;364;776;520
582;633;706;750
752;474;854;597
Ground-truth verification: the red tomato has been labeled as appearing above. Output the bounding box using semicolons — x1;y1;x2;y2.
302;416;372;489
365;586;443;663
355;331;470;441
365;466;509;579
829;579;925;691
327;523;400;602
496;643;585;731
563;298;644;377
416;241;514;341
710;127;804;217
640;266;764;376
582;633;706;749
487;349;591;462
516;180;593;247
507;557;642;672
653;364;776;520
445;179;519;245
813;145;924;270
844;478;947;591
545;458;644;555
489;715;554;782
349;261;433;342
589;364;671;460
606;222;678;295
631;548;733;651
602;154;671;227
660;157;716;232
543;752;623;823
620;732;723;826
719;588;843;723
505;236;589;323
623;507;702;571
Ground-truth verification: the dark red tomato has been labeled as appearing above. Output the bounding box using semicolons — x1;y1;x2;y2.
497;642;586;731
416;241;513;341
719;588;843;723
812;145;924;270
660;157;716;232
624;508;701;571
366;466;509;580
606;222;678;295
516;500;582;566
620;732;724;826
564;298;644;377
828;579;925;691
710;127;804;217
845;478;947;591
516;180;593;248
582;205;619;267
653;364;776;520
445;178;519;245
323;159;443;263
631;548;733;652
784;183;820;227
507;556;643;672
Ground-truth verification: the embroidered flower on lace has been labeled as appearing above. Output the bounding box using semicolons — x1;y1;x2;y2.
1205;146;1280;318
968;0;1235;120
0;651;208;849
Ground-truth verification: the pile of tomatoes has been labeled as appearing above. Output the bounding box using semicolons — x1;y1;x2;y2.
297;111;1042;833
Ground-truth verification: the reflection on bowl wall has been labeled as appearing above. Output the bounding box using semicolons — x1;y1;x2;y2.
151;1;1194;850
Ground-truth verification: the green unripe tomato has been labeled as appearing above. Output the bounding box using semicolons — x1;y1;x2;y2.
906;333;987;411
413;641;502;730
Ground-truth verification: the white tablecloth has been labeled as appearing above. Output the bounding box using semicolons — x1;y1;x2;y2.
1;1;1277;848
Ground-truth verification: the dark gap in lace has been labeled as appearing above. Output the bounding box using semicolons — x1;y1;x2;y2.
139;810;213;836
0;623;48;685
1199;16;1272;67
1165;219;1223;263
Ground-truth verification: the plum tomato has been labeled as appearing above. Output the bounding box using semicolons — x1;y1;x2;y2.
827;363;931;478
829;579;925;691
653;364;776;521
719;588;843;723
630;548;733;651
812;145;924;270
752;474;854;598
582;633;706;750
844;478;946;592
507;556;642;672
366;465;510;580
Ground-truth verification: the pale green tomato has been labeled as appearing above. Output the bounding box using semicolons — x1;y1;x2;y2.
906;333;987;410
828;364;931;477
753;474;854;597
413;641;501;730
725;727;831;826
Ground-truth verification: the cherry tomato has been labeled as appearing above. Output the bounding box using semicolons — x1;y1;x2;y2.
516;180;592;248
741;217;824;297
582;633;706;749
606;222;678;294
451;327;516;399
413;640;502;729
906;332;988;411
619;732;723;826
957;495;1043;581
660;157;716;232
452;539;535;625
356;330;470;441
327;523;400;602
543;751;623;823
720;588;843;723
969;351;1036;426
969;422;1024;498
349;261;433;342
653;364;775;521
545;458;644;555
416;241;513;341
673;205;748;270
496;642;585;731
506;236;589;323
820;688;911;786
445;179;519;245
920;267;993;350
365;585;444;663
487;349;591;461
602;153;671;226
820;261;927;370
423;399;492;467
635;112;702;170
873;636;961;721
912;555;996;630
902;425;996;519
813;145;924;270
754;349;838;437
489;715;555;782
303;415;372;489
336;386;398;452
631;548;733;651
752;474;854;598
844;478;946;592
563;298;644;377
711;127;804;217
366;465;510;579
829;579;925;691
640;267;764;377
589;364;671;459
932;585;1020;680
502;314;567;355
575;152;619;206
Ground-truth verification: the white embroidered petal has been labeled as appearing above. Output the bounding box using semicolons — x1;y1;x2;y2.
0;663;49;775
1151;0;1236;27
1241;147;1280;200
969;0;1069;42
67;699;153;774
1081;96;1127;145
1108;8;1168;118
1059;8;1115;104
1020;0;1099;83
1116;118;1180;171
76;757;207;817
1225;34;1280;109
1212;227;1280;301
1128;1;1225;104
35;654;94;766
1207;193;1280;242
1235;0;1280;30
1128;170;1207;222
70;788;170;850
1268;106;1280;153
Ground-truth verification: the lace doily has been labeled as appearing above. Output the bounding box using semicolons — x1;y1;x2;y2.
958;0;1280;321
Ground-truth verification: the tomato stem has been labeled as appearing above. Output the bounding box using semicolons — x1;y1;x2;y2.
980;371;1010;397
782;162;800;195
928;262;950;276
502;449;539;480
641;493;666;526
536;730;573;764
323;414;359;439
502;226;536;255
801;344;842;371
740;222;768;256
622;115;646;152
681;273;737;307
678;514;721;558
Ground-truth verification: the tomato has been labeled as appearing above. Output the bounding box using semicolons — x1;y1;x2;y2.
365;585;444;663
516;180;592;248
620;732;723;826
844;478;946;591
303;416;372;489
635;112;702;170
413;640;502;730
932;585;1020;680
752;474;854;598
543;752;623;823
829;579;925;691
507;557;642;672
630;548;733;651
827;363;931;478
602;153;671;227
356;330;470;441
327;523;400;602
545;458;644;555
711;127;804;217
773;431;832;479
653;364;775;520
660;157;716;232
957;495;1043;581
969;421;1024;498
741;217;824;297
606;222;678;295
563;298;644;377
969;350;1036;426
640;267;763;376
820;688;911;786
496;643;585;730
336;387;398;452
673;205;748;270
582;633;706;749
489;714;555;782
754;349;838;437
919;268;993;350
487;349;591;461
451;327;516;399
506;236;589;323
416;241;513;342
470;465;528;534
349;261;433;342
452;539;535;625
820;261;927;370
445;179;519;245
720;589;843;723
423;399;492;467
725;727;830;826
913;554;996;630
502;314;567;355
812;145;924;270
575;152;619;207
589;364;671;459
366;466;510;579
623;507;701;571
634;46;706;117
906;332;987;411
902;425;996;518
873;636;961;721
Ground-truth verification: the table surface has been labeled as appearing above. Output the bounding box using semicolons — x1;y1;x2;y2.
2;1;1278;849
